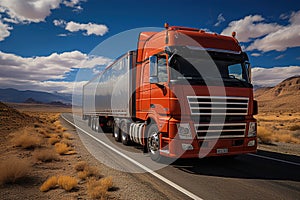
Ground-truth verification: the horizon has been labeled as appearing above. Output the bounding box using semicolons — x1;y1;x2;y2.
0;0;300;93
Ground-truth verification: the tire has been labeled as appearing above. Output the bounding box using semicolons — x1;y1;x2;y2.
88;117;91;127
113;122;121;142
121;122;130;146
147;124;162;161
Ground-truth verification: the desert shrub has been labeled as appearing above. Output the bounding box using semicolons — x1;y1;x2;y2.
54;142;70;155
78;166;101;180
40;176;58;192
87;177;113;199
74;161;88;172
257;126;273;144
63;132;72;140
11;129;43;149
0;158;31;185
57;176;78;191
34;148;59;162
48;137;60;145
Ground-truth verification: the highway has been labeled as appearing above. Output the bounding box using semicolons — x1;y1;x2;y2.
62;113;300;200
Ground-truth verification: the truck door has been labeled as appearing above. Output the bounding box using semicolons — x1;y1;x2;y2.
149;56;169;117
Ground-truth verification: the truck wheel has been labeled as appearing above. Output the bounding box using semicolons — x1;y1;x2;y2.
113;123;121;142
88;117;91;127
121;122;130;145
147;124;162;161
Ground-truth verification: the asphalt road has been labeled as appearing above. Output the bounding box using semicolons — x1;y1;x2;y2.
62;113;300;200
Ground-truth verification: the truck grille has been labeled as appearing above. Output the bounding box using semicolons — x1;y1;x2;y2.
194;123;246;139
187;96;249;139
187;96;249;116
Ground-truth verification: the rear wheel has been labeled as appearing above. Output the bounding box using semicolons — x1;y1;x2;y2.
121;122;130;145
113;123;121;142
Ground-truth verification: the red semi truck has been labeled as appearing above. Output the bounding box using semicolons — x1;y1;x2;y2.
82;24;257;161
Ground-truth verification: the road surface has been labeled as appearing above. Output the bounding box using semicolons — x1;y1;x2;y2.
62;113;300;200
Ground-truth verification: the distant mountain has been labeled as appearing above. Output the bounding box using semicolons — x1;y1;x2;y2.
0;88;72;104
254;76;300;112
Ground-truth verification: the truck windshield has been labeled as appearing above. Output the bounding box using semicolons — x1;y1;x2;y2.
169;53;251;87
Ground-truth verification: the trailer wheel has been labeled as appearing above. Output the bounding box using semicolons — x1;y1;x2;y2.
113;123;121;142
147;124;162;161
121;122;130;146
88;116;91;127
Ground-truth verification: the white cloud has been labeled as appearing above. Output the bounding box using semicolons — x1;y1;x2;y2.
63;0;85;11
252;66;300;87
0;0;61;23
221;15;283;42
251;53;261;57
0;20;12;41
214;13;225;27
247;10;300;52
0;51;112;93
65;21;108;36
53;19;66;27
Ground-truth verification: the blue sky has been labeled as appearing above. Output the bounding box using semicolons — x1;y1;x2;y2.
0;0;300;93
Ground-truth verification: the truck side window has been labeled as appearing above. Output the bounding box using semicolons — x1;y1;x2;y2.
157;57;168;82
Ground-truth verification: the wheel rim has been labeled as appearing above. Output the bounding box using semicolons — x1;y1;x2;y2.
121;123;127;141
148;131;159;154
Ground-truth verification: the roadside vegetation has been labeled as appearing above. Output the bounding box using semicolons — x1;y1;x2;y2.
257;112;300;144
0;104;115;199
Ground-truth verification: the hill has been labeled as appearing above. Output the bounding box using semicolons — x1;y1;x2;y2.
0;102;36;137
255;76;300;113
0;88;72;104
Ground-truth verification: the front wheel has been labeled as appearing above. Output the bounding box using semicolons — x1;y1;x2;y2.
147;124;161;161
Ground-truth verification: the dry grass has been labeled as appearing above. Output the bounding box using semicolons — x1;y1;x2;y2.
78;166;101;180
256;112;300;144
75;161;88;172
48;137;60;145
0;158;31;185
57;176;78;191
34;148;59;162
258;125;300;144
87;177;113;199
63;132;72;140
11;128;43;149
40;176;58;192
55;142;71;155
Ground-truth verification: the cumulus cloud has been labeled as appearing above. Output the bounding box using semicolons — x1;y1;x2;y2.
221;15;282;42
0;51;112;93
63;0;85;11
252;66;300;87
53;19;108;36
247;11;300;52
214;13;225;27
65;21;108;36
0;0;61;23
0;20;12;41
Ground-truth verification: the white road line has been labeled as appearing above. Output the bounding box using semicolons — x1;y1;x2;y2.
61;114;203;200
248;153;300;167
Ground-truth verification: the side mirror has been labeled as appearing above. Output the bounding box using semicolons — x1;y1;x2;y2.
245;61;251;83
149;55;158;83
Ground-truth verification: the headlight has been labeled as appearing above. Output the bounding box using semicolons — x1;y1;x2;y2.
177;123;193;139
248;122;256;137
